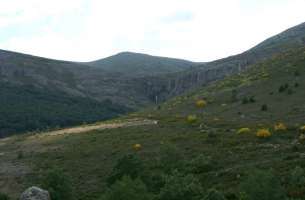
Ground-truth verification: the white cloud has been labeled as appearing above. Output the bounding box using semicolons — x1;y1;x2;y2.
1;0;305;62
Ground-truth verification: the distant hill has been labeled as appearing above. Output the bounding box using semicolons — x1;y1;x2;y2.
87;51;196;77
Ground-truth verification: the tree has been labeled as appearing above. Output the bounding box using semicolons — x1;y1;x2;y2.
261;104;268;111
159;144;184;173
42;168;73;200
159;171;204;200
107;154;144;185
287;166;305;198
240;169;286;200
203;189;226;200
0;193;9;200
100;176;153;200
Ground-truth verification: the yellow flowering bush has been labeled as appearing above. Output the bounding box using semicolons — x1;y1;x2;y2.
195;100;207;109
133;144;142;151
186;115;197;124
237;128;251;134
274;123;287;131
256;129;272;138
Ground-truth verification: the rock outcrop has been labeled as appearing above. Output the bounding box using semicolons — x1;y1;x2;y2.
20;186;50;200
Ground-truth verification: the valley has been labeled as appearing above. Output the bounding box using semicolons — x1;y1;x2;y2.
0;21;305;200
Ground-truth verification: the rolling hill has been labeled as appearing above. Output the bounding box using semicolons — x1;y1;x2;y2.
0;49;196;136
87;51;197;77
0;41;305;200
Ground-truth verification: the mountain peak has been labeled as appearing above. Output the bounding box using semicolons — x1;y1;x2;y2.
88;51;195;77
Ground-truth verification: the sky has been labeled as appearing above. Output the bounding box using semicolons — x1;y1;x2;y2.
0;0;305;62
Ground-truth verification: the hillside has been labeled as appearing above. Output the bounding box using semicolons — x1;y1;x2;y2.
0;50;196;136
1;22;305;137
0;45;305;199
125;22;305;103
88;51;197;77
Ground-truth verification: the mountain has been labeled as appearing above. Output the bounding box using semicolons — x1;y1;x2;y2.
140;22;305;100
88;51;197;77
0;22;305;136
1;44;305;200
0;49;197;136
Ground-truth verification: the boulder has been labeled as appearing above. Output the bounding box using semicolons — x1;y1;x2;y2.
20;186;50;200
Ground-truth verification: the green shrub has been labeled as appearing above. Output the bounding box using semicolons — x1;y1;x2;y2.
278;84;289;93
242;96;256;104
187;154;214;174
141;171;166;194
294;70;300;76
261;104;268;111
107;154;144;186
242;97;249;104
249;96;256;103
0;193;9;200
287;89;294;95
159;171;203;200
17;151;24;159
100;176;153;200
240;169;286;200
287;166;305;198
231;90;238;102
203;189;226;200
159;144;184;173
294;82;299;88
279;85;286;93
42;168;73;200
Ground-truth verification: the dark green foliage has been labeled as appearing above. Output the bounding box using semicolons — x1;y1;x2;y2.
158;171;203;200
0;83;129;137
287;89;294;95
249;96;256;103
0;193;9;200
286;166;305;198
107;154;144;186
141;171;166;194
279;85;286;93
242;96;255;104
159;144;184;173
17;151;24;159
186;154;214;174
279;83;289;93
100;176;153;200
242;97;249;104
261;104;268;111
231;90;238;102
294;82;299;88
240;169;286;200
203;189;226;200
42;168;73;200
294;70;300;76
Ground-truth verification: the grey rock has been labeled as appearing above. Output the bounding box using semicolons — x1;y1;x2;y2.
20;186;50;200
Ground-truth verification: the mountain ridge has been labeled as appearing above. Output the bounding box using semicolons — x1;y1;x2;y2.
0;21;305;136
87;51;198;77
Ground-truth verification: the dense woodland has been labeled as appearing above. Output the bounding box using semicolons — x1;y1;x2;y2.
0;83;130;137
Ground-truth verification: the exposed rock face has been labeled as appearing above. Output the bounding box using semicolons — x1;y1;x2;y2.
20;186;50;200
